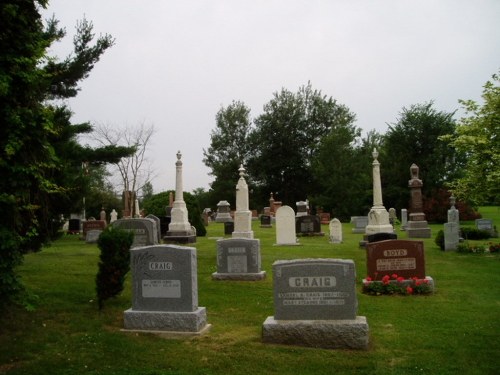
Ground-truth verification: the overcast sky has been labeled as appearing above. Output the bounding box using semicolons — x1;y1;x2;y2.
42;0;500;193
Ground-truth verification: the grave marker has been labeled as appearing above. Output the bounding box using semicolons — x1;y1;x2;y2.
275;206;299;246
112;218;158;248
329;218;342;243
212;238;266;280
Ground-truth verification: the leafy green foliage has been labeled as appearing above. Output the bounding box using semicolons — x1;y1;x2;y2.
460;227;492;240
441;72;500;205
382;102;461;211
435;229;445;250
96;226;133;310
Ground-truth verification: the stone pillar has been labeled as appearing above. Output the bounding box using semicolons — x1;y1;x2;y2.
406;163;431;238
365;148;393;235
232;165;253;239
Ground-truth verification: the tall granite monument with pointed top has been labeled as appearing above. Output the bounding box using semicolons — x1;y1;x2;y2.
232;165;254;239
164;151;196;244
365;148;393;235
406;163;431;238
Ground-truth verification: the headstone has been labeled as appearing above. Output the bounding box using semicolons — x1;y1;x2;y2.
212;238;266;280
296;215;323;236
406;164;431;238
123;245;210;334
215;200;232;223
232;165;254;239
263;207;271;216
366;232;397;243
329;218;342;243
112;218;158;248
388;208;397;226
159;216;171;237
260;215;272;228
296;201;308;217
366;240;427;280
275;206;299;246
100;208;107;222
447;196;459;225
262;259;369;350
475;219;494;236
365;148;393;235
164;151;196;243
68;218;81;234
110;209;118;223
320;212;331;225
85;229;102;243
146;214;162;244
82;220;106;237
351;216;368;234
401;209;408;230
444;222;459;251
224;221;234;235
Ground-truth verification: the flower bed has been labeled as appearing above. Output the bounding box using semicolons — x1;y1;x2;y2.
456;242;500;254
362;274;433;296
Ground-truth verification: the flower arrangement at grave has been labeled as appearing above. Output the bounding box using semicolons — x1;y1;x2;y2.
456;242;500;254
362;273;432;296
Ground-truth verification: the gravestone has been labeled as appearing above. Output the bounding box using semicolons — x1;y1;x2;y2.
212;238;266;281
366;240;432;283
296;201;308;217
475;219;494;236
401;209;408;230
232;165;254;239
406;164;431;238
224;221;234;235
260;215;272;228
388;208;397;226
351;216;368;234
82;220;106;237
329;218;342;243
320;213;331;225
262;259;369;349
444;222;459;251
100;208;107;222
366;232;397;243
215;200;233;223
447;196;459;225
68;218;81;234
85;229;102;244
275;206;300;246
110;209;118;223
296;215;323;236
123;245;210;335
112;218;158;248
146;214;162;243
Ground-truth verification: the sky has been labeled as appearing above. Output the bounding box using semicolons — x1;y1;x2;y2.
41;0;500;193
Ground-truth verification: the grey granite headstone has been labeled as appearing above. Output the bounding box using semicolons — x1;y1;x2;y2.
475;219;494;236
262;258;368;349
401;209;408;230
85;229;102;244
444;222;459;251
112;218;158;248
146;214;161;243
212;238;266;280
123;245;210;335
351;216;368;234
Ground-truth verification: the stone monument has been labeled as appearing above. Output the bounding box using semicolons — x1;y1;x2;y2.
444;195;460;251
215;200;233;223
406;164;431;238
123;245;210;335
275;206;300;246
110;209;118;223
329;218;342;243
262;259;369;349
164;151;196;244
232;165;253;239
365;148;393;235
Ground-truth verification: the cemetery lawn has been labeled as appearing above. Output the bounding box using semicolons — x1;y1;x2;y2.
1;208;499;375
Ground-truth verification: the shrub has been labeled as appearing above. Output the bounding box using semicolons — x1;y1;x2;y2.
460;227;491;240
96;226;134;310
435;229;445;250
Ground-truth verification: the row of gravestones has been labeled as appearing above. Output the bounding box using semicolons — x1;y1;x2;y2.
121;230;433;350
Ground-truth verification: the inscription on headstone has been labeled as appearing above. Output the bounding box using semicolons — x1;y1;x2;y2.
295;215;322;235
212;238;265;280
366;240;425;280
329;218;343;243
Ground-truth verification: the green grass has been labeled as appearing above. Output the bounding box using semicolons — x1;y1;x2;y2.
1;208;499;375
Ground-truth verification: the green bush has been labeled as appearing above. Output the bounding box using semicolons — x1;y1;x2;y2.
460;227;491;240
435;229;445;250
95;226;134;310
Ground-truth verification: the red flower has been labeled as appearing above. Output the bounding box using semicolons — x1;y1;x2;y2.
406;286;413;294
415;280;422;286
397;276;405;283
365;276;372;282
423;279;429;284
391;273;398;279
382;275;390;285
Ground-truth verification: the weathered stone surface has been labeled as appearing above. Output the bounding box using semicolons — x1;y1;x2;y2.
123;307;208;333
262;316;369;350
85;229;102;243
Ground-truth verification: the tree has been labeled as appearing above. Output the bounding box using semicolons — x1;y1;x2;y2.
91;122;155;217
441;72;500;205
248;83;356;207
382;102;462;211
0;1;133;308
203;100;253;207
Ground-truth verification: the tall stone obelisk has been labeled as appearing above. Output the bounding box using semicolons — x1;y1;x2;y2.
164;151;196;243
406;163;431;238
232;165;253;239
365;148;393;235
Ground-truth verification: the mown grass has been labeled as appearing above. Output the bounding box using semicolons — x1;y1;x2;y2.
1;208;499;375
